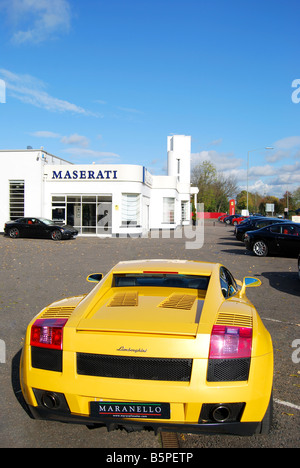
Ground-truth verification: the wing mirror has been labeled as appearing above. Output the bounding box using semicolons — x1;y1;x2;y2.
239;276;261;297
86;273;103;283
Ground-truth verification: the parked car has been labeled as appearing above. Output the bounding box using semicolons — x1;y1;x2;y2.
218;214;228;222
223;214;243;225
231;216;248;226
20;259;273;436
235;217;289;242
234;216;264;231
244;222;300;257
4;217;78;241
298;253;300;280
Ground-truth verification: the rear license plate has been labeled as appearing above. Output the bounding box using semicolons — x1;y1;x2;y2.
90;401;170;419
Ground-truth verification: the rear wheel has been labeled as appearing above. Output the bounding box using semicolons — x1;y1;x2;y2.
9;227;20;238
253;240;268;257
51;230;62;241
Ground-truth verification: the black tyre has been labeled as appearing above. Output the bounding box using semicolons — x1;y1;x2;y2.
9;227;20;238
253;240;268;257
51;230;62;241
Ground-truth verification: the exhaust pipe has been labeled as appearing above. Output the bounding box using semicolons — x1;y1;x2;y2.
200;402;245;424
212;405;230;423
33;388;71;413
41;392;60;409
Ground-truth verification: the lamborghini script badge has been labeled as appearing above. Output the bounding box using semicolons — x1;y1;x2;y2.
117;346;147;353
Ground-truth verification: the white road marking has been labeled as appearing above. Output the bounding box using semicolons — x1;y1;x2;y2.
274;399;300;411
262;317;300;327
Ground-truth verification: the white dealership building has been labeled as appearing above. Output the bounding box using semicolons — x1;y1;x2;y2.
0;134;198;236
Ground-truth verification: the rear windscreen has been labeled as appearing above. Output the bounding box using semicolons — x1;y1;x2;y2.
113;274;210;290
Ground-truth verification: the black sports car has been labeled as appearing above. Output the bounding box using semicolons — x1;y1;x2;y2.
244;222;300;257
4;217;78;241
234;217;288;241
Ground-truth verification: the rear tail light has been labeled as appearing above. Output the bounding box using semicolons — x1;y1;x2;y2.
30;318;68;350
209;325;252;359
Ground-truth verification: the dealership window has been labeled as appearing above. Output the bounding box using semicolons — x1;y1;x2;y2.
163;197;175;223
52;196;66;224
9;180;25;220
66;196;81;228
51;194;112;235
181;201;189;222
97;195;112;234
122;194;141;226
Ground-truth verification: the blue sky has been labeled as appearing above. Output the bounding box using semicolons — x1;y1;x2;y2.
0;0;300;198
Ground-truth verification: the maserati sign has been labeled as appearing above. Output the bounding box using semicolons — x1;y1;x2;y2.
52;169;118;180
45;164;151;184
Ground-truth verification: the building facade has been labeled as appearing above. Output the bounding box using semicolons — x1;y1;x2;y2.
0;135;198;236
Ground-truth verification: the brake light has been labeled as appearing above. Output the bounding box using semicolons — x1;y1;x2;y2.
30;318;68;350
209;325;252;359
143;271;178;274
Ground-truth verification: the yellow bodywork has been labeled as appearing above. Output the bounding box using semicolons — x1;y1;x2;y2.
20;260;273;435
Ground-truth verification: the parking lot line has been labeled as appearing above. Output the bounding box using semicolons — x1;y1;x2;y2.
275;399;300;411
262;317;300;327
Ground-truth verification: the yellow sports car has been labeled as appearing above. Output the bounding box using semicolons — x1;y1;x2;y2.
20;260;273;436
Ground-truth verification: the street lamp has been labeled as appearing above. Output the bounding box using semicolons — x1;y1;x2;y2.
246;146;274;213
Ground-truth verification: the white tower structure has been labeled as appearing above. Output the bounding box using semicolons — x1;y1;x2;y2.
167;135;191;186
167;135;193;225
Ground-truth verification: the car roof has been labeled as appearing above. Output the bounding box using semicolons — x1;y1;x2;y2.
253;217;288;221
255;221;299;230
268;222;300;226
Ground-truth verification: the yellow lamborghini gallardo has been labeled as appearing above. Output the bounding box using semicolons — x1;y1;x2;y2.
20;260;273;436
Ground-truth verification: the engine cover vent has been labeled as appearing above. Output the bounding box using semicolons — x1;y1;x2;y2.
215;313;253;328
108;292;138;307
159;294;196;310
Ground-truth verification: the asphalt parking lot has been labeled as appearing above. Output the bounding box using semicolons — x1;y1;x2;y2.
0;221;299;448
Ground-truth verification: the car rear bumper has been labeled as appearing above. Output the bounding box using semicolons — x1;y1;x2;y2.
28;403;260;436
235;232;244;241
20;341;274;437
244;239;252;250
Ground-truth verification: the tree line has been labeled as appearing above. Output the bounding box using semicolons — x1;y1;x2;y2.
236;188;300;215
191;160;300;214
